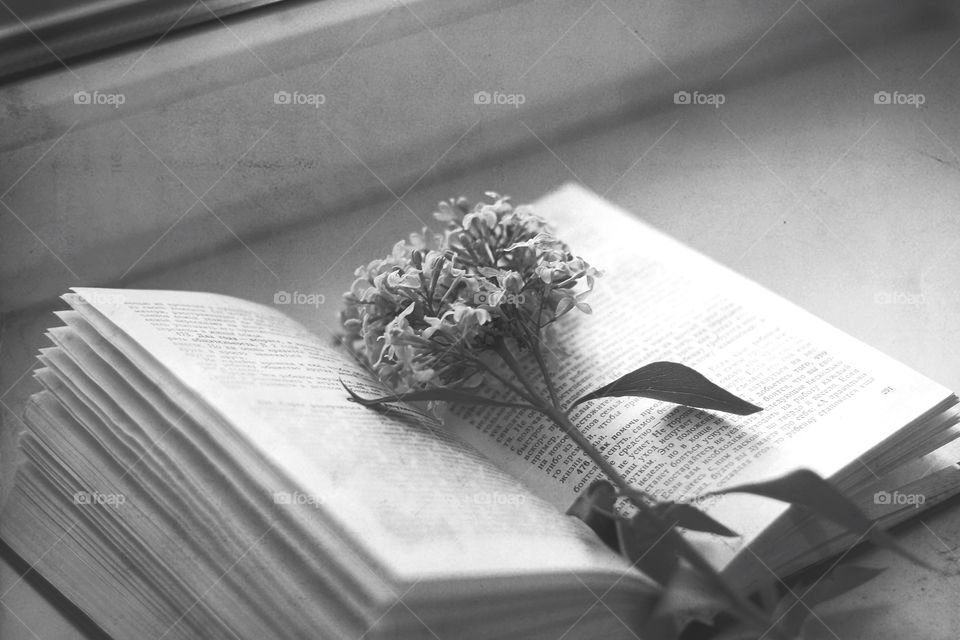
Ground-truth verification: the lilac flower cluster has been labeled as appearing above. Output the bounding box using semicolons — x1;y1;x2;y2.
339;193;601;392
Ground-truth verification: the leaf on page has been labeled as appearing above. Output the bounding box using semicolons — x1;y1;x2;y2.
655;502;738;537
571;362;763;415
644;561;729;638
566;479;617;517
566;480;619;551
617;514;681;585
710;469;931;569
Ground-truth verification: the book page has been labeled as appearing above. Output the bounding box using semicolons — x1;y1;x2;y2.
441;184;953;565
66;287;635;583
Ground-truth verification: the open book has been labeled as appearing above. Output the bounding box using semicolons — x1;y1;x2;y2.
2;184;958;639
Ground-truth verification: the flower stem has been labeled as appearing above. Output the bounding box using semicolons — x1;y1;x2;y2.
467;354;541;407
527;332;563;411
493;337;546;408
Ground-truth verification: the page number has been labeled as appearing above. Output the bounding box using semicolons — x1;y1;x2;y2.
880;386;894;395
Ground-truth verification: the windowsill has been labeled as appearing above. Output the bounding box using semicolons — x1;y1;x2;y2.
0;0;927;315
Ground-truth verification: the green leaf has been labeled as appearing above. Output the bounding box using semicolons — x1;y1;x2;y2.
774;564;885;636
711;469;931;569
617;514;681;585
656;502;739;537
756;578;783;613
341;380;531;410
566;481;619;551
645;561;730;638
566;480;617;518
571;362;762;415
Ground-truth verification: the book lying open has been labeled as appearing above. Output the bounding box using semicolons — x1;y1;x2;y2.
2;184;959;639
